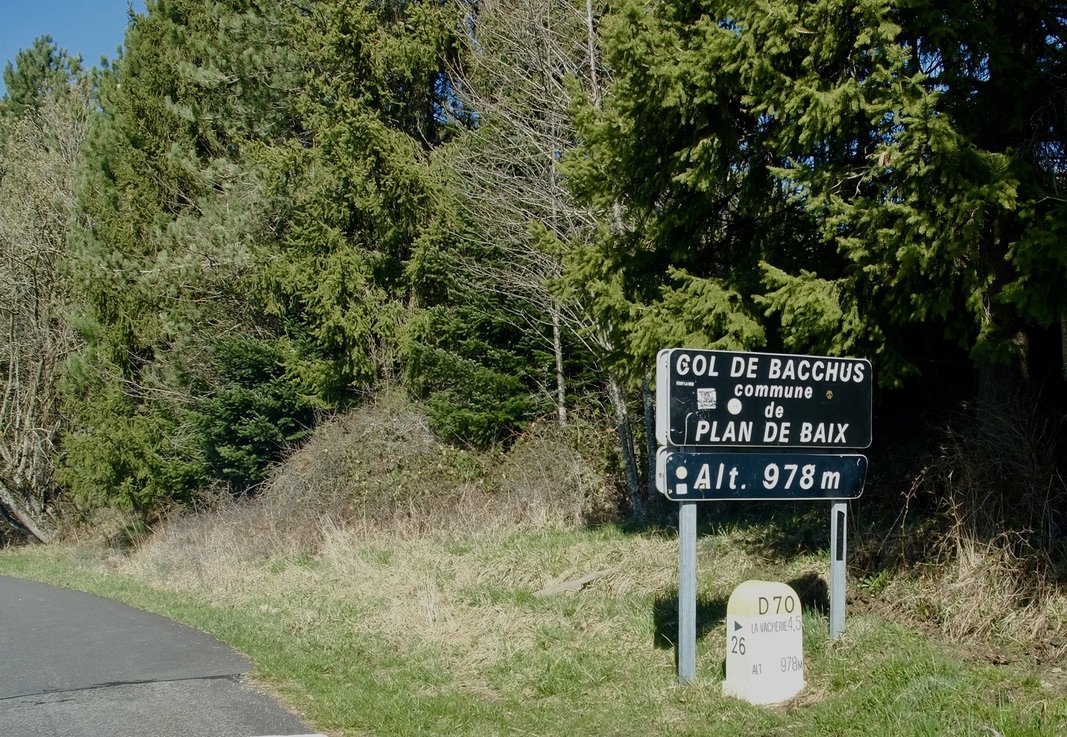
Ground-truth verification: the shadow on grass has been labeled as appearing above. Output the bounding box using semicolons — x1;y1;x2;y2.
652;591;727;651
787;571;830;616
620;501;834;557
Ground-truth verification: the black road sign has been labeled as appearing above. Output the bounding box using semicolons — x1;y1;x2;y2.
656;449;868;501
656;348;872;449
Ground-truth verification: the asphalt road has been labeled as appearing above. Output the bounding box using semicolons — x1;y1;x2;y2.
0;575;325;737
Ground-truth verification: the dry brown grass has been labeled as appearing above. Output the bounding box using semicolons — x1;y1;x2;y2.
121;509;681;700
880;536;1067;658
115;390;627;599
868;392;1067;661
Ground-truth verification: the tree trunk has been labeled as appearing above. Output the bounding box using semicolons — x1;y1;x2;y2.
642;372;665;521
607;376;642;520
1061;313;1066;381
552;304;568;427
584;0;601;108
0;478;55;543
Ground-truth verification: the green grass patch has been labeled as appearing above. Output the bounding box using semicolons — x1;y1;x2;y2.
2;523;1065;737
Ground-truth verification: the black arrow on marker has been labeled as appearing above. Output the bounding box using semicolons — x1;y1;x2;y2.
733;621;742;631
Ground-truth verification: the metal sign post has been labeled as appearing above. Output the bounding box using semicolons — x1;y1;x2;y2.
678;501;697;684
829;501;848;639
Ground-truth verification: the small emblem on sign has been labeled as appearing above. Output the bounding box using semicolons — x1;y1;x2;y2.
697;387;717;410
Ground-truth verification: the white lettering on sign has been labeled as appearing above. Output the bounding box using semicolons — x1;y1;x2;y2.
693;420;753;444
724;580;805;705
761;422;792;444
766;357;866;384
729;355;759;378
733;383;814;400
691;462;742;491
798;422;849;444
674;352;721;377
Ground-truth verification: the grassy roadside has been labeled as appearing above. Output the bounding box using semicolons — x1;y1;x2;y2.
2;515;1064;737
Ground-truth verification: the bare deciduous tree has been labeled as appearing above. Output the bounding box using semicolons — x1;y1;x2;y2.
444;0;645;511
0;80;91;541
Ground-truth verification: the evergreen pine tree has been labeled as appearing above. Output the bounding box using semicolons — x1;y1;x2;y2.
567;0;1067;390
64;0;310;510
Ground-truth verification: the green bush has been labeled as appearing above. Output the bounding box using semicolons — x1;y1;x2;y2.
401;305;552;448
198;336;317;494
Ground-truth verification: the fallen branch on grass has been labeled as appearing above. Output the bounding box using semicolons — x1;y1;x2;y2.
534;568;613;598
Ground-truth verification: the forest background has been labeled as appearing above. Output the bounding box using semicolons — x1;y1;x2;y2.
0;0;1066;623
